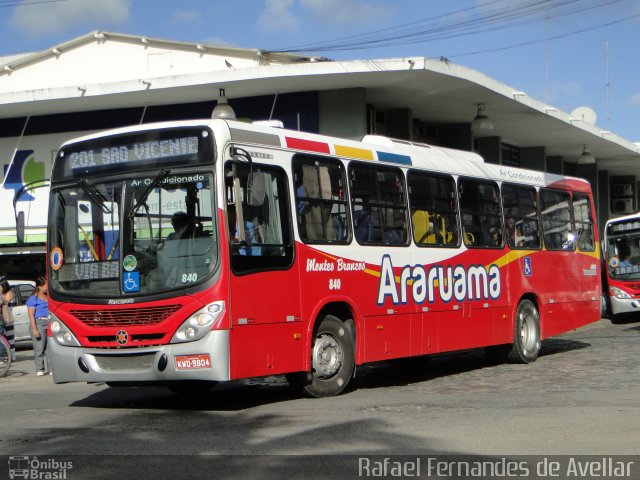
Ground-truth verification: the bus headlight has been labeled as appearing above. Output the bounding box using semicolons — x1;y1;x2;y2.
610;287;632;299
171;301;225;343
49;313;81;347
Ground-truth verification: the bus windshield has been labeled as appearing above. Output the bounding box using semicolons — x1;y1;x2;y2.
48;172;217;298
606;233;640;280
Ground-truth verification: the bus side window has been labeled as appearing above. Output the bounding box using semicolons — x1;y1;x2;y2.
540;188;574;251
501;184;541;250
573;193;595;252
294;156;350;244
350;164;408;246
459;179;502;248
225;161;293;274
407;170;458;248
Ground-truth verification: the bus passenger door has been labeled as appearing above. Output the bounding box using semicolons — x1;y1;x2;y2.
225;162;304;379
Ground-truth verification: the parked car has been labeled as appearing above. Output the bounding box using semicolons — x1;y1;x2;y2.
7;280;36;343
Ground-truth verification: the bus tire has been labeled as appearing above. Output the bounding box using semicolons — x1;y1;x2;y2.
298;315;355;398
507;299;541;364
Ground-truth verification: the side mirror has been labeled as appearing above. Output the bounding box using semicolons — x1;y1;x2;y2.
247;172;266;206
16;211;25;244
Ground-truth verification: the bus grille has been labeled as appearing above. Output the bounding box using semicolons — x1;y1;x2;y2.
69;305;182;327
93;352;156;371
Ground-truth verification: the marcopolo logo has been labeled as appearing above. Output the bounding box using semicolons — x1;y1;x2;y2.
8;456;73;479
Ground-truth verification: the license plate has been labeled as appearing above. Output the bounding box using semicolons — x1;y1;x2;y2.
174;354;211;370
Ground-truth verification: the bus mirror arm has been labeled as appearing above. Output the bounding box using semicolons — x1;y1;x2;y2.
12;179;50;244
231;147;265;207
16;211;24;244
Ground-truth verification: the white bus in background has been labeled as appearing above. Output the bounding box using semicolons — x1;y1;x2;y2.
602;213;640;320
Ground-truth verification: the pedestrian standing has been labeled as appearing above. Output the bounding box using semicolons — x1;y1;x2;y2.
27;276;49;376
1;280;17;361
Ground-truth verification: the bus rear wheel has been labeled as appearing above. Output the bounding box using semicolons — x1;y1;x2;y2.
289;315;355;398
507;299;541;364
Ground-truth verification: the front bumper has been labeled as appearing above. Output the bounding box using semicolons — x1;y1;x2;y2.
610;296;640;316
49;330;230;384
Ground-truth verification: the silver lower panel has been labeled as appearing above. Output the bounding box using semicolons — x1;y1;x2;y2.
610;296;640;316
49;330;230;384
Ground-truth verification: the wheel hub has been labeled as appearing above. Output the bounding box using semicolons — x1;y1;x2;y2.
519;303;539;352
312;333;343;378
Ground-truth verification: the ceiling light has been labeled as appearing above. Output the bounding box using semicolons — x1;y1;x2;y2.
472;103;493;131
211;89;236;119
577;144;596;164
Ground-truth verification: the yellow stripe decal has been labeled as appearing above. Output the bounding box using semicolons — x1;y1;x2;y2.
334;145;374;161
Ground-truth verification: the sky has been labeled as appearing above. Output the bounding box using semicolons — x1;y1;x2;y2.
1;0;640;141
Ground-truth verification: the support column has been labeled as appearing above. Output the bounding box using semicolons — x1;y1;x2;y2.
318;88;367;139
384;108;413;140
575;163;598;197
564;161;577;177
435;124;473;151
477;136;501;165
546;156;563;175
520;147;546;172
598;170;609;237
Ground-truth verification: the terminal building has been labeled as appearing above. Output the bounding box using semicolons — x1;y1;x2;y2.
1;31;639;278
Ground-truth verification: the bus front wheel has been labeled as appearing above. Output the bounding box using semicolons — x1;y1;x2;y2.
507;299;541;364
289;315;355;398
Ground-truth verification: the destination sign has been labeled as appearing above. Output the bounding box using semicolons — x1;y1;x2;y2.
52;127;213;182
67;136;199;170
608;220;640;235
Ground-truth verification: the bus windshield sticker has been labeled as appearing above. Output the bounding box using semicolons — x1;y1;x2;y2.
50;247;64;271
123;272;140;293
123;255;137;272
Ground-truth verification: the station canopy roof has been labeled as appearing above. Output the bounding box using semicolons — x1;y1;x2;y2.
1;31;638;175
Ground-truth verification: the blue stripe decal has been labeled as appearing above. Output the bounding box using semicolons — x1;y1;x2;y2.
376;151;412;165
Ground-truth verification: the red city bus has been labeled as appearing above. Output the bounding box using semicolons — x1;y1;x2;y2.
602;213;640;320
47;119;601;397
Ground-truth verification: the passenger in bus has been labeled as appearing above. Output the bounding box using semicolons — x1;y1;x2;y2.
166;211;194;241
228;205;261;255
506;213;525;247
296;184;310;216
618;242;632;268
488;226;501;246
384;227;404;244
353;209;373;243
332;214;346;241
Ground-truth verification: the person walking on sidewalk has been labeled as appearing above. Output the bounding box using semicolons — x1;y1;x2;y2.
27;276;49;376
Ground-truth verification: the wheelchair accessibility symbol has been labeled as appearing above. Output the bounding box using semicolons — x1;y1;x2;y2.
523;257;532;276
123;271;140;292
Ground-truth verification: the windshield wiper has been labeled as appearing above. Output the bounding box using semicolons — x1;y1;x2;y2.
76;179;112;215
128;169;170;219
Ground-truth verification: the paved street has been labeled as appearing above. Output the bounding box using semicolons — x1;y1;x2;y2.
1;318;639;477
